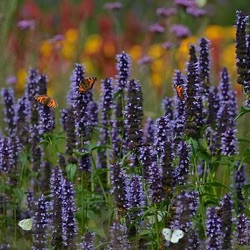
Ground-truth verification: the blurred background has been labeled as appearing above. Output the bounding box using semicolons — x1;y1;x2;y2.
0;0;249;115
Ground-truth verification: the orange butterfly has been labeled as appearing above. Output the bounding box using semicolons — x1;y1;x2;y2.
79;77;97;93
34;95;58;108
174;85;184;100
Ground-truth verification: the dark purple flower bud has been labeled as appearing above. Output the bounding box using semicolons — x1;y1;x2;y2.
207;87;220;125
116;52;131;90
186;229;203;250
0;244;10;249
149;23;165;34
185;45;203;138
80;232;95;250
205;207;223;249
26;189;34;210
171;24;191;39
17;19;35;30
32;195;48;250
175;0;196;8
126;175;145;220
124;79;144;151
186;6;206;17
175;141;190;185
199;38;210;96
161;97;174;119
219;194;233;250
143;118;155;144
235;11;250;93
110;162;128;215
108;222;130;250
2;88;15;134
86;100;98;130
148;161;163;204
156;7;177;18
62;179;78;248
38;105;55;135
37;74;48;95
78;147;91;172
137;56;153;65
50;166;64;248
235;163;246;213
237;213;250;245
103;2;123;11
171;191;199;232
111;126;122;161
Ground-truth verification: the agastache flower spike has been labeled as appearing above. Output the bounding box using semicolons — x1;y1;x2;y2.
185;45;203;138
143;118;155;144
207;87;220;126
235;163;246;213
199;38;210;96
0;137;10;173
62;179;78;248
32;195;48;250
220;194;233;250
124;79;144;152
80;232;95;250
205;207;223;249
107;222;130;250
110;162;128;216
2;88;15;134
26;68;39;102
161;97;174;119
237;213;250;245
235;11;250;94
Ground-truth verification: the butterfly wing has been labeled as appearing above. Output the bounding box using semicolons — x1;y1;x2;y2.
175;85;184;100
47;98;58;108
162;228;172;241
34;95;48;104
18;218;33;231
79;77;97;93
170;229;184;243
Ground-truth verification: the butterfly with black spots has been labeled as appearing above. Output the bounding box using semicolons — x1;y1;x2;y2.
79;77;97;93
34;95;58;108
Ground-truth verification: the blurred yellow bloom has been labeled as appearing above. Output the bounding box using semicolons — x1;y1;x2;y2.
151;73;162;87
221;43;236;72
148;44;164;59
83;59;94;75
16;68;27;91
40;41;52;58
205;25;225;40
151;59;165;72
61;43;75;60
223;26;235;40
103;41;115;58
84;34;102;54
47;84;54;97
129;45;142;61
65;28;78;44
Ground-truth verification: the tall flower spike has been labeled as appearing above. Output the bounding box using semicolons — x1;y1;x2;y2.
110;162;128;216
199;38;210;96
80;232;95;250
235;11;250;94
2;88;15;134
237;213;250;245
161;97;174;119
32;195;48;250
205;207;223;250
50;166;64;249
26;68;39;102
207;87;220;126
143;117;155;144
235;163;246;213
220;194;233;250
62;179;78;248
0;137;10;173
124;79;144;152
185;45;203;138
107;222;130;250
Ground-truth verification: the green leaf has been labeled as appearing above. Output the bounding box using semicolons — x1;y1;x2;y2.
66;164;77;181
235;106;250;120
204;181;230;190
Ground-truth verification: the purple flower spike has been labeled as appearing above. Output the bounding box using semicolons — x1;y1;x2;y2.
235;163;246;213
32;195;48;250
108;222;130;250
205;207;223;249
207;87;220;125
161;97;174;119
237;213;250;245
221;128;238;156
143;118;155;144
62;179;78;248
0;137;10;173
171;24;191;39
80;232;95;250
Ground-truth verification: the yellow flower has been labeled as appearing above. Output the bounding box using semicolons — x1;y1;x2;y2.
103;41;115;58
61;43;75;60
148;44;164;59
129;45;142;61
84;34;102;54
151;59;165;73
16;68;27;91
151;73;162;87
205;25;224;40
221;43;236;70
40;40;52;58
65;28;78;44
83;59;94;74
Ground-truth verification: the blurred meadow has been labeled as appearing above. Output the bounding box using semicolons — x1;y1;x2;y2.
1;0;250;249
